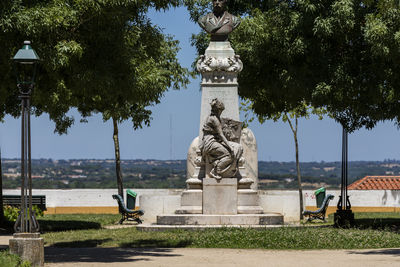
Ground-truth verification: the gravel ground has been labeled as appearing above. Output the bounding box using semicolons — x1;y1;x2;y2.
44;247;400;267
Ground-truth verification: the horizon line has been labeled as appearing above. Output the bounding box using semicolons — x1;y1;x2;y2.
1;158;400;163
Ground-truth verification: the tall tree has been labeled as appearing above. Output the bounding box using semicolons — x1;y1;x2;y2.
0;0;190;197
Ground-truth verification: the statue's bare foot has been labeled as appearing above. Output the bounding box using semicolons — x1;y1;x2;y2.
239;157;245;166
210;169;222;180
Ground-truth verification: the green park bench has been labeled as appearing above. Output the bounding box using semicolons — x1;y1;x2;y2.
3;195;46;211
303;194;334;222
112;194;144;224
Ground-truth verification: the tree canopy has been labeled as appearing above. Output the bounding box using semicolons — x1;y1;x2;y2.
0;0;189;133
186;0;400;132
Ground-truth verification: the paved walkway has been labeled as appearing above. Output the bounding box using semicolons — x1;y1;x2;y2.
1;235;400;266
44;247;400;266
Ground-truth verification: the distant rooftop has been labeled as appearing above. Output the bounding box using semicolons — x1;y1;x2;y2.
348;176;400;190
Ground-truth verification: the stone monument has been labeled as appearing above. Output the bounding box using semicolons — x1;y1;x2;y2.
157;0;283;225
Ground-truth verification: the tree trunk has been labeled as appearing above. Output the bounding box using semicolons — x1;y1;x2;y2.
0;149;4;224
113;117;124;200
287;116;304;220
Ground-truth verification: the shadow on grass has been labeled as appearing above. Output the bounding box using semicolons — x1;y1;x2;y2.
348;248;400;256
45;247;182;263
50;238;112;248
39;220;101;232
313;214;400;232
119;239;192;248
355;218;400;232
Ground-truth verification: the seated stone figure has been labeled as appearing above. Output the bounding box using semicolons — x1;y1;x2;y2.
198;0;240;41
200;98;243;179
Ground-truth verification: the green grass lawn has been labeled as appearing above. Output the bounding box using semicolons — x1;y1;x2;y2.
37;212;400;250
42;225;400;249
5;213;400;266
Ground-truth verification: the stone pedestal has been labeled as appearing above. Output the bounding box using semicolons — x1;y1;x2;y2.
203;178;237;215
9;233;44;266
175;189;202;214
238;189;263;214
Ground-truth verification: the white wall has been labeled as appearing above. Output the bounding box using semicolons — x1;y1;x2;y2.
4;189;400;223
303;189;400;208
3;189;183;208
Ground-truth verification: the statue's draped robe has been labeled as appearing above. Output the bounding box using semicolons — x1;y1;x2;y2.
200;115;243;177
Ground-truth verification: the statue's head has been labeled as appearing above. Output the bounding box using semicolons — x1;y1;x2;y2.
213;0;227;14
211;98;225;115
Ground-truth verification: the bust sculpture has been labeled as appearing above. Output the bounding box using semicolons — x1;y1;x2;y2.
199;98;243;179
198;0;241;41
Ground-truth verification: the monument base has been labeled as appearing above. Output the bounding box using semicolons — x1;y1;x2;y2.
203;178;237;214
175;189;202;214
157;213;283;225
237;189;263;214
9;233;44;267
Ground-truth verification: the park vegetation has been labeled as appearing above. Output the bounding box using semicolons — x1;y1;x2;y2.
36;213;400;250
1;212;400;265
0;251;30;267
2;1;400;219
0;0;191;202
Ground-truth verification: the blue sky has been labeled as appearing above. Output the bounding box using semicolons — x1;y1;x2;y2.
1;7;400;162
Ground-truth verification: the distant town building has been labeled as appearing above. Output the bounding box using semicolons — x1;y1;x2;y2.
348;176;400;190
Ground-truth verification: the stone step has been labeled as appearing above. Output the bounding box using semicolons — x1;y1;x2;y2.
175;206;202;214
157;213;283;225
136;224;286;232
237;206;264;214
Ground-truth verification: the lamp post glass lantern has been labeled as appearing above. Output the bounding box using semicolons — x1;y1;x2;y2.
12;41;40;233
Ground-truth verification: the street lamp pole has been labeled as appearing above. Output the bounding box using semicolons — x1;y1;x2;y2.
12;41;40;233
334;126;355;227
9;41;44;267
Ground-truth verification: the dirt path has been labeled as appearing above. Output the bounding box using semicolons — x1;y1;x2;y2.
2;235;400;266
44;247;400;267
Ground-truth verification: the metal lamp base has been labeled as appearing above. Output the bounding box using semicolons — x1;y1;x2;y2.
334;209;355;228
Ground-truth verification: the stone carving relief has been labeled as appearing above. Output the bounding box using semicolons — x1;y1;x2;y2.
199;98;243;179
196;55;243;73
221;118;242;143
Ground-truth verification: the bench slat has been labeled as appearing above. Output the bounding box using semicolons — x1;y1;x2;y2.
2;195;46;211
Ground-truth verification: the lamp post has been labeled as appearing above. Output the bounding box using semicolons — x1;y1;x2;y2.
12;41;40;233
9;41;44;266
334;126;355;227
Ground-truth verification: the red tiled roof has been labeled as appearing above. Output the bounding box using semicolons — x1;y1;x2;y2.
348;176;400;190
